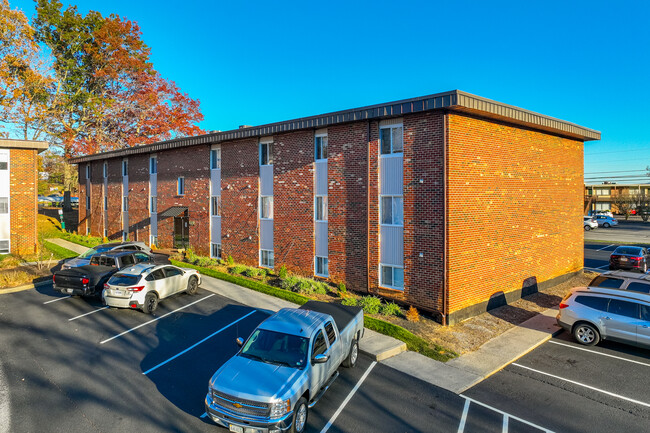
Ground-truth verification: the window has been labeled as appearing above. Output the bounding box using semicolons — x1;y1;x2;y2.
150;157;157;174
641;305;650;321
150;235;158;248
0;197;8;214
575;295;609;311
211;243;222;259
380;125;403;155
122;160;128;176
123;196;128;212
315;196;327;221
210;148;221;169
311;330;327;358
211;196;221;217
177;177;185;195
315;256;328;277
122;232;127;241
260;141;274;165
145;268;165;281
324;322;336;345
315;135;328;160
103;229;108;238
589;276;624;289
150;196;157;213
164;267;183;277
0;153;7;170
121;255;135;266
85;164;90;179
103;162;107;178
260;249;274;268
0;240;8;254
381;265;404;290
607;299;639;318
86;196;90;210
260;196;273;219
625;282;650;294
104;196;108;210
134;252;150;263
381;196;404;225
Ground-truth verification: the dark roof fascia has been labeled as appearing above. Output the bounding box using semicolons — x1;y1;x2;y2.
68;90;601;164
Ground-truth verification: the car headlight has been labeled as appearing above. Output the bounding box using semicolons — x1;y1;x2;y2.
269;399;291;418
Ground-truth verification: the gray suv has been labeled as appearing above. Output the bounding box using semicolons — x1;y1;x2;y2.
588;270;650;294
557;286;650;347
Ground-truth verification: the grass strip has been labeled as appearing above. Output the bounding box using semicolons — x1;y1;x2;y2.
60;233;102;248
171;259;458;362
43;241;79;260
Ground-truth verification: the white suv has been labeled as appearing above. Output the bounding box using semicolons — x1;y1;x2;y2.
583;216;598;231
103;264;201;313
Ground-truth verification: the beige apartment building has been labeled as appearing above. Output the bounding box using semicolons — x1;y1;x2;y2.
584;183;650;214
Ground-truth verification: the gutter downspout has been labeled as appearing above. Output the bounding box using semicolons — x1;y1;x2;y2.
442;112;449;326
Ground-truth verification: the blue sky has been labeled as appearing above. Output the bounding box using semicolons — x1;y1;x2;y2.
11;0;650;182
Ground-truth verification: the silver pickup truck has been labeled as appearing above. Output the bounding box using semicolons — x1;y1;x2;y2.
205;301;364;433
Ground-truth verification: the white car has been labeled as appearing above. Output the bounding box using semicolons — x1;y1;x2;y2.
103;264;201;313
583;216;598;231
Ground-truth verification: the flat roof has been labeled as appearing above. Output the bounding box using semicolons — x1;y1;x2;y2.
0;139;49;153
69;90;601;164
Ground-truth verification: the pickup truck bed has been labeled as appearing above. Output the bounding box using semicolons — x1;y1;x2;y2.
299;301;363;338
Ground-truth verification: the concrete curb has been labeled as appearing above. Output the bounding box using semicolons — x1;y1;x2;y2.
0;279;51;295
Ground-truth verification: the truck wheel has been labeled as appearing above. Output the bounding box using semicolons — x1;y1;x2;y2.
342;338;358;368
186;276;198;295
143;293;158;314
289;397;308;433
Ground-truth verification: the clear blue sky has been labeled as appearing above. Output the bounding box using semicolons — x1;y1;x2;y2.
11;0;650;183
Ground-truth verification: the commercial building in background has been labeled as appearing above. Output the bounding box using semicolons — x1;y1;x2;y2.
584;183;650;214
0;139;49;255
69;90;600;324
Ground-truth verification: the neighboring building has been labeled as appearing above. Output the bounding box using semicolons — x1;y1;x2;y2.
584;183;650;214
69;90;600;324
0;139;49;255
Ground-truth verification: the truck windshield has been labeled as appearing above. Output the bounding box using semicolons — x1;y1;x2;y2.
79;246;113;259
239;329;308;369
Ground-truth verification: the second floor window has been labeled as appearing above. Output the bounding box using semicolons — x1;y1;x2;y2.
315;135;328;160
103;162;107;178
380;125;403;155
0;197;8;214
177;177;185;195
122;160;128;176
260;142;273;165
150;196;157;213
210;148;221;169
260;196;273;219
381;196;403;225
150;157;157;174
211;196;221;216
315;196;327;221
123;196;128;212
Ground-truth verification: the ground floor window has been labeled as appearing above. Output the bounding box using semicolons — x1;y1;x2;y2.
211;243;222;259
315;256;328;277
0;240;9;254
380;264;404;290
150;235;158;247
122;231;127;241
260;249;274;268
103;229;108;238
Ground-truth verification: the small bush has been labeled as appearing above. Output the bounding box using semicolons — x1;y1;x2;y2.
196;257;212;268
313;281;328;295
244;267;261;278
405;306;420;322
338;283;347;294
380;301;402;317
278;265;287;279
359;296;382;315
230;265;247;275
341;297;358;306
258;268;268;278
227;255;234;266
280;275;300;290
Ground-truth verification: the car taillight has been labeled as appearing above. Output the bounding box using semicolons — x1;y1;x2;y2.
82;277;90;285
632;257;643;261
52;275;56;283
104;283;110;290
127;286;145;292
559;302;569;309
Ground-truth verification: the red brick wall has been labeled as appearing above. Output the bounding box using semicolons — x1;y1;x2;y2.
446;113;584;314
9;149;38;255
221;138;259;265
126;154;150;242
328;123;369;291
77;165;87;235
90;161;103;236
274;131;314;275
106;160;122;240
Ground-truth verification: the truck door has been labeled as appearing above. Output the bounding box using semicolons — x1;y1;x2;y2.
323;321;341;365
309;329;332;394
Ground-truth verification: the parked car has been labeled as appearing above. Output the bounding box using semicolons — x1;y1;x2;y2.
583;216;598;231
608;246;650;272
62;241;153;270
594;215;618;228
557;286;650;347
102;264;200;313
588;270;650;293
205;301;364;433
590;210;614;218
53;250;167;297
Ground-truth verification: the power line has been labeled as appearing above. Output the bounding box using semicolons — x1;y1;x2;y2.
585;169;648;175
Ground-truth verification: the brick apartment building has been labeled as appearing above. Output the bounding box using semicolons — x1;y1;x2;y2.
0;139;49;255
584;183;650;214
69;90;600;324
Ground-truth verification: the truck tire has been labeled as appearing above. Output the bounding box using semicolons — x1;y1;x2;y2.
342;338;358;368
186;276;198;295
289;397;308;433
143;293;158;314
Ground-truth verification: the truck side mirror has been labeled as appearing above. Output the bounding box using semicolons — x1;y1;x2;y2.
236;337;244;347
313;354;329;364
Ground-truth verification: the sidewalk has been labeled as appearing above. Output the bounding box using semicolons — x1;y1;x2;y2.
46;238;89;255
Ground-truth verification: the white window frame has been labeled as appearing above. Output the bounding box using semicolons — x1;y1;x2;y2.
315;195;327;222
210;148;221;170
260;249;274;268
380;264;404;290
177;177;185;196
150;156;157;174
315;134;328;161
379;124;404;155
150;196;157;214
103;162;107;178
260;141;274;166
0;197;8;214
380;195;404;226
122;159;128;177
260;196;273;220
315;256;328;277
211;243;222;259
211;196;221;217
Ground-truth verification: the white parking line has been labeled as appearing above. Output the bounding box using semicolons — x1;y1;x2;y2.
549;341;650;367
596;264;610;269
69;306;110;321
319;361;376;433
456;399;470;433
43;296;71;304
143;310;257;375
512;363;650;408
458;395;555;432
597;244;615;251
100;294;215;344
